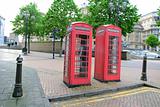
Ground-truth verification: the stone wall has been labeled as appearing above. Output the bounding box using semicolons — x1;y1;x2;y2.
0;41;63;53
30;41;62;53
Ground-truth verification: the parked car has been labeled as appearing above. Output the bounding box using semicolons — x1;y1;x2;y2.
129;50;160;59
141;50;160;59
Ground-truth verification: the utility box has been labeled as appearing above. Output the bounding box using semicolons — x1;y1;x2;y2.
94;25;122;82
63;22;92;87
121;50;130;60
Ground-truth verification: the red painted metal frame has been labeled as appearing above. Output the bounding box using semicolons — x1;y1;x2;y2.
63;22;92;87
94;25;122;82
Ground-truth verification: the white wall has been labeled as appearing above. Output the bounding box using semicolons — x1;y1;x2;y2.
0;17;5;45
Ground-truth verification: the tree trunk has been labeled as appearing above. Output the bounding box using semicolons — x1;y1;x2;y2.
59;38;63;57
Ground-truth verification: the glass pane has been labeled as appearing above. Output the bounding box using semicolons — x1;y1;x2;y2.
75;56;88;61
75;34;89;78
108;36;119;74
64;34;70;77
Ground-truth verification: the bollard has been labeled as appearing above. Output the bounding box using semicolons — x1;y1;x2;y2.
12;55;23;97
141;54;147;81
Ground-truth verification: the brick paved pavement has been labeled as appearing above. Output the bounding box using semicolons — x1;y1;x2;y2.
52;87;160;107
22;52;143;98
0;49;160;101
0;60;51;107
22;52;160;99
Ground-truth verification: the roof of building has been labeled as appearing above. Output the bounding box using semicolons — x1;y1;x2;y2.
141;11;158;18
133;23;144;30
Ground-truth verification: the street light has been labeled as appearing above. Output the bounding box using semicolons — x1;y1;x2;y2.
109;0;128;26
28;15;35;53
51;28;60;59
52;30;55;59
22;11;30;55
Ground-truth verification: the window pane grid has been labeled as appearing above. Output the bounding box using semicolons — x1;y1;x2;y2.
75;34;89;78
107;36;119;74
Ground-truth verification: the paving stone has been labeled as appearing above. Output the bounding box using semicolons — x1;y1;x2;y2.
3;87;13;94
52;88;160;107
0;60;51;107
0;94;10;100
0;101;5;107
0;88;4;94
1;49;160;106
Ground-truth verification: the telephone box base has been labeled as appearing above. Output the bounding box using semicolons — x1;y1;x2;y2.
63;81;91;88
94;78;121;83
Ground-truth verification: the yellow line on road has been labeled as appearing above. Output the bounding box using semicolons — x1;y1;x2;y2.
62;87;160;107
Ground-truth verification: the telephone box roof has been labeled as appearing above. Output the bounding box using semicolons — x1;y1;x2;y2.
96;24;121;31
71;22;92;28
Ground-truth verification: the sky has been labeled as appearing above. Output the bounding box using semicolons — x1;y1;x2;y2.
0;0;160;36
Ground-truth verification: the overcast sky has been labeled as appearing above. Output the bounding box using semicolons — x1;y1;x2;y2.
0;0;160;36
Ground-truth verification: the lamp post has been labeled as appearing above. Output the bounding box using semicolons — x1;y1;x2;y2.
52;30;55;59
22;11;29;55
109;0;128;26
28;15;35;54
51;28;60;59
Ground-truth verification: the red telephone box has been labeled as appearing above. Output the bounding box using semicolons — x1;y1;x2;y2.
94;25;122;82
63;22;92;87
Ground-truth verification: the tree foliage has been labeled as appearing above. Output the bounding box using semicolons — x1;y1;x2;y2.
44;0;82;39
12;3;44;37
146;34;159;48
86;0;140;36
156;8;160;27
44;0;82;56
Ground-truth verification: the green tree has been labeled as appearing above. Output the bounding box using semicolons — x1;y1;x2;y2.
156;8;160;26
12;3;44;53
44;0;82;56
146;34;159;50
12;3;43;37
86;0;140;36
